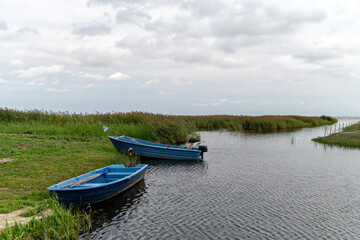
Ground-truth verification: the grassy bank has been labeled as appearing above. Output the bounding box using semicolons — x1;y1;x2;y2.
0;108;337;238
1;199;91;239
313;122;360;148
0;132;126;239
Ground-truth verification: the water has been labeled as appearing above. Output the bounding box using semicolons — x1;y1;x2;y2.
80;119;360;239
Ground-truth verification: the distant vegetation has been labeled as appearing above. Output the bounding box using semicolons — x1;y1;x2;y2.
0;108;337;144
313;121;360;148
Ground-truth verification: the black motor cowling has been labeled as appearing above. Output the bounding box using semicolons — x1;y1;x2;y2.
198;145;208;152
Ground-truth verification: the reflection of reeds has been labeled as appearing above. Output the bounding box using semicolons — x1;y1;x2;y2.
0;108;336;144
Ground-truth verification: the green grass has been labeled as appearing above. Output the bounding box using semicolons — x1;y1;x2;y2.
1;199;91;240
312;122;360;148
0;134;122;239
0;134;129;213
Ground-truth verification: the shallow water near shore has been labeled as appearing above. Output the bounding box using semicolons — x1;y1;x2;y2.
80;118;360;239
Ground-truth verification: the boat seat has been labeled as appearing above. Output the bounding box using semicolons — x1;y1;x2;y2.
105;172;133;178
73;183;103;188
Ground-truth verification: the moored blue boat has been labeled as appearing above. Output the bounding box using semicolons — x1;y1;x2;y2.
47;164;148;206
108;136;207;160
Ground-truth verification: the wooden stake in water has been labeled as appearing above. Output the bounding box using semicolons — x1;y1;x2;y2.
324;126;327;137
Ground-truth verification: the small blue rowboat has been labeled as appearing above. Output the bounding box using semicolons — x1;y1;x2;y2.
108;136;208;160
47;164;148;206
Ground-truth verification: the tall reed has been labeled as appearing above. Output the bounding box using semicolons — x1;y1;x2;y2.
0;108;337;144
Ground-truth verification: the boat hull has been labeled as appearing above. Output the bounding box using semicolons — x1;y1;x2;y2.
108;136;203;160
47;164;147;206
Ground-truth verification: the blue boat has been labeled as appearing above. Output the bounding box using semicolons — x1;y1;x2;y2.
108;136;208;160
47;164;148;206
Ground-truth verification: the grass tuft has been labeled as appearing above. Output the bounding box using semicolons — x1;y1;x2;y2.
1;198;91;240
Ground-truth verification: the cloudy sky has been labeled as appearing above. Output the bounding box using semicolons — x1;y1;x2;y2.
0;0;360;116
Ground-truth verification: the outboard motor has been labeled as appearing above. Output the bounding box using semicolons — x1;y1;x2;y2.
198;145;208;159
198;145;208;153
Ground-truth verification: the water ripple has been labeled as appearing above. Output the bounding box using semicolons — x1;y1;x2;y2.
81;128;360;239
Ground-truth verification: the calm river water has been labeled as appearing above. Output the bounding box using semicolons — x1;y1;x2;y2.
80;118;360;239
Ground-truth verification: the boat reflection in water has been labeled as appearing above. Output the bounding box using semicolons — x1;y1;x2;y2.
79;160;208;239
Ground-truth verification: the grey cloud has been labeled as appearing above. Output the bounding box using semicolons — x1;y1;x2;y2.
211;3;326;37
17;26;39;34
294;50;343;62
281;10;326;24
216;36;273;53
181;0;224;18
116;35;158;49
87;0;146;8
72;22;111;36
144;17;190;34
171;48;210;64
71;48;116;67
116;8;151;24
0;20;7;30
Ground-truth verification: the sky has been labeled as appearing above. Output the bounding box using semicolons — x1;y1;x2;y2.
0;0;360;116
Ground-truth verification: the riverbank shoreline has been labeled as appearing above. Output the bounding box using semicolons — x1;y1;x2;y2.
312;121;360;148
0;109;337;238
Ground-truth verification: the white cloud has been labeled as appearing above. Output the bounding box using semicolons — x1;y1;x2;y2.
0;78;9;83
144;79;160;87
195;103;209;107
108;72;129;81
195;98;228;107
46;87;68;92
10;59;25;67
14;65;64;79
273;55;323;71
212;98;228;106
171;79;193;85
26;81;43;86
79;72;106;80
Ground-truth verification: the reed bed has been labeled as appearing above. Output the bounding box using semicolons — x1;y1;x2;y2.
0;108;336;144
